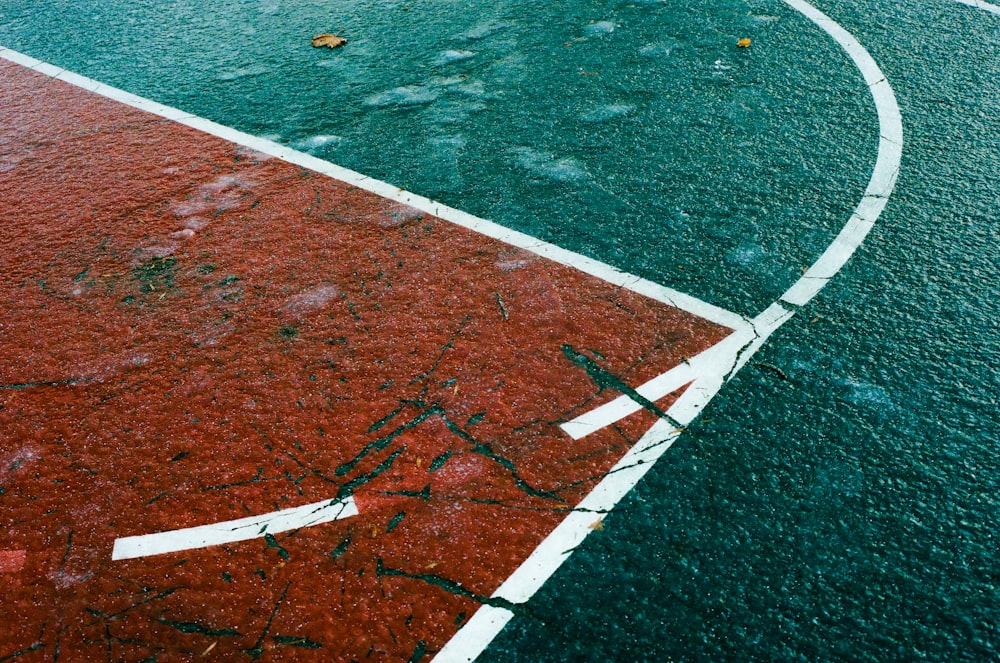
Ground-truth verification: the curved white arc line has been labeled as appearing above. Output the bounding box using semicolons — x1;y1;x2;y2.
434;1;903;660
778;0;903;308
0;45;746;333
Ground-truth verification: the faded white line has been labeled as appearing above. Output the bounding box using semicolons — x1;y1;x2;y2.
434;0;903;659
0;45;746;334
952;0;1000;15
111;496;358;560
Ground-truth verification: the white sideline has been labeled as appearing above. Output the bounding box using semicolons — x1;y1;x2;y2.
0;0;906;653
0;45;745;334
433;0;903;659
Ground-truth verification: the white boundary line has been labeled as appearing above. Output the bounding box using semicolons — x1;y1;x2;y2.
0;45;746;334
0;0;905;654
952;0;1000;15
111;496;358;560
433;0;903;659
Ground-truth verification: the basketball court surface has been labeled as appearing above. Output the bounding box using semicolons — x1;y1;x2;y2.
1;0;998;661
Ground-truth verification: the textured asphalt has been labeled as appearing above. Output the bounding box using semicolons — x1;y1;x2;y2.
1;0;998;660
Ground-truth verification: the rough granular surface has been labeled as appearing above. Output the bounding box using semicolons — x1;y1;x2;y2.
0;60;729;660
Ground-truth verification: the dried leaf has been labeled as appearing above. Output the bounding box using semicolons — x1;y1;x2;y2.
737;38;752;48
312;34;347;49
588;519;604;531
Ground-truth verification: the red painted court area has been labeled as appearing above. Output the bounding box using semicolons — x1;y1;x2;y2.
1;60;730;660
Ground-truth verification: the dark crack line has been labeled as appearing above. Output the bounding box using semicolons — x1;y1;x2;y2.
562;344;682;429
93;588;182;623
376;558;518;612
753;362;789;381
463;496;613;516
201;468;272;491
330;533;351;560
723;332;759;384
103;623;112;663
156;618;241;638
408;640;428;663
368;404;407;434
378;484;431;501
56;529;73;581
495;293;509;321
336;405;443;477
0;378;94;391
273;635;322;649
336;446;407;500
283;450;340;485
264;533;290;560
440;414;563;502
409;315;471;385
0;634;44;661
246;582;291;659
294;401;562;508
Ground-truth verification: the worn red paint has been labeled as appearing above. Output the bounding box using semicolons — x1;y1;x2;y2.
0;549;26;573
0;59;730;660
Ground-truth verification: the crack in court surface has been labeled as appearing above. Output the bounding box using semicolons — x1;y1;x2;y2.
0;56;731;661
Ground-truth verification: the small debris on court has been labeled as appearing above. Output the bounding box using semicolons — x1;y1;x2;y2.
737;38;752;48
312;34;347;48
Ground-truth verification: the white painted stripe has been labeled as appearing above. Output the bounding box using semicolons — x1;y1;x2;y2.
561;301;795;440
778;0;903;307
0;1;906;654
433;606;515;663
111;496;358;560
952;0;1000;15
559;360;695;440
435;0;903;659
494;418;686;604
0;45;745;333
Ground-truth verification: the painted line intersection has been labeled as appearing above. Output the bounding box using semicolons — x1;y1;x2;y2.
1;0;903;655
1;55;732;660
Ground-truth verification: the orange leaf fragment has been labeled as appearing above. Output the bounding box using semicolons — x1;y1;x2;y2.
737;38;752;48
312;34;347;49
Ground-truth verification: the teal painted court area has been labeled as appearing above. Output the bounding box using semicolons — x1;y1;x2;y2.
2;0;999;661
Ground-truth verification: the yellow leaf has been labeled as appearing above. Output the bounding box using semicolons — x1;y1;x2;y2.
312;34;347;49
737;38;752;48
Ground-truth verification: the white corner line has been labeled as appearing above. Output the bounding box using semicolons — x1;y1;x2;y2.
434;0;903;659
1;3;905;653
951;0;1000;15
0;45;745;333
561;299;796;441
111;496;358;561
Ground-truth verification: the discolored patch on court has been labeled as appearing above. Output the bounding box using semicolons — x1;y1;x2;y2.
0;59;731;661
